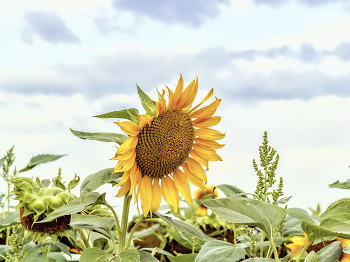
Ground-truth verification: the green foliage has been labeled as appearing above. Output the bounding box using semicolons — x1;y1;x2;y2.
19;154;66;172
93;108;139;121
316;241;342;262
137;84;156;116
215;184;247;197
329;179;350;189
168;253;198;262
70;213;115;233
69;128;127;144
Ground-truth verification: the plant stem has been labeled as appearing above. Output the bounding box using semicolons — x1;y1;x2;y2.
105;202;122;240
79;229;91;249
45;245;52;262
109;231;118;255
295;240;312;262
266;235;279;262
232;224;237;246
125;216;145;250
118;194;132;253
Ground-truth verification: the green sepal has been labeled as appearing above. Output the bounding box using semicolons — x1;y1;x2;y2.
23;208;34;217
125;108;140;124
67;174;80;193
93;108;139;121
137;84;156;116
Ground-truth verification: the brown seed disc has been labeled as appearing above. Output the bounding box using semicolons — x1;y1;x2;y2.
20;207;70;234
135;109;194;177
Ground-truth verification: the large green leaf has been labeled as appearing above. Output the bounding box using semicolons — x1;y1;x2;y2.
329;179;350;189
316;241;341;262
114;249;140;262
256;237;284;247
80;168;122;198
168;254;197;262
194;240;246;262
301;220;350;242
70;214;115;232
80;247;113;262
280;216;303;235
215;184;247;197
241;259;275;262
70;128;127;144
286;208;315;224
0;212;20;228
38;192;100;223
137;85;156;116
139;250;159;262
19;154;66;172
319;198;350;221
93;108;139;120
203;197;286;238
155;212;213;241
21;246;45;262
304;251;317;262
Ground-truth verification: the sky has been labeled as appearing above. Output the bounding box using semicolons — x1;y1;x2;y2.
1;0;350;218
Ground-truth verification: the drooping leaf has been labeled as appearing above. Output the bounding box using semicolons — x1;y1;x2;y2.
287;207;315;224
93;108;139;121
194;240;246;262
168;254;197;262
68;174;80;192
80;247;113;262
329;179;350;190
70;214;116;233
137;85;156;116
316;241;342;262
301;220;350;242
38;192;100;223
155;212;213;241
139;250;159;262
203;197;286;238
215;184;247;197
80;168;122;199
19;154;66;172
69;128;127;144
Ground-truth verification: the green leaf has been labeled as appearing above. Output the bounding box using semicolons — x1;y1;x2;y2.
280;216;303;235
287;208;315;224
203;197;286;238
215;184;247;197
47;252;67;262
194;240;246;262
139;250;159;262
137;85;156;116
21;246;45;262
329;179;350;189
43;241;71;258
41;179;51;188
19;154;66;172
256;237;284;247
38;192;100;223
140;248;173;257
93;108;139;121
301;220;350;242
241;259;275;262
70;128;127;144
279;255;292;262
155;212;213;241
133;224;159;239
114;249;140;262
305;251;317;262
70;214;116;232
168;231;204;252
168;254;197;262
0;157;5;168
68;174;80;192
80;247;113;262
316;241;341;262
319;198;350;221
276;196;292;204
0;212;20;227
80;168;122;199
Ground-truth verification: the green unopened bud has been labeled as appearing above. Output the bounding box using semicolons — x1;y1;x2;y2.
50;197;65;210
32;200;46;214
55;192;70;204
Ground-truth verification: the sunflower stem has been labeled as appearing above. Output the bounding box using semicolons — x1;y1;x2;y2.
125;216;146;250
78;229;91;249
295;240;312;262
266;235;279;262
119;194;132;253
104;202;122;240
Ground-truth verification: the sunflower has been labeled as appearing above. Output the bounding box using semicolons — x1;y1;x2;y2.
112;74;225;217
193;185;219;216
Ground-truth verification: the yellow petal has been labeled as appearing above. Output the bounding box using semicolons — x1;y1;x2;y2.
116;177;131;197
115;121;140;136
113;160;126;174
128;163;139;195
117;169;130;186
140;175;152;217
182;163;206;191
185;157;207;184
173;169;193;206
138;114;153;128
193;116;222;128
194;138;225;150
189;88;214;114
192;144;222;161
154;90;166;116
166;86;176;110
173;74;184;107
196;205;207;217
190;98;221;119
189;149;209;170
161;176;179;213
151;179;162;212
195;128;225;140
111;148;135;161
176;78;197;110
115;136;138;155
112;151;136;173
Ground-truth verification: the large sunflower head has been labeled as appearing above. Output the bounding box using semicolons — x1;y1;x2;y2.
112;74;225;217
